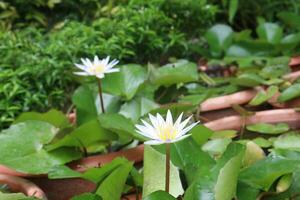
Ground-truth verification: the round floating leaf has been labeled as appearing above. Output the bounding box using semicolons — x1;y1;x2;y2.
246;123;289;134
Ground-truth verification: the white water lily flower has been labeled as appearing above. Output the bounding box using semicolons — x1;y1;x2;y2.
74;56;119;79
135;110;199;145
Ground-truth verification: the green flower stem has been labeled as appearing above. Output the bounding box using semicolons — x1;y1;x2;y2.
97;78;105;113
165;143;170;193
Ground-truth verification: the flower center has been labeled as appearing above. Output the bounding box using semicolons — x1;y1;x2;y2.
90;63;105;74
157;124;178;141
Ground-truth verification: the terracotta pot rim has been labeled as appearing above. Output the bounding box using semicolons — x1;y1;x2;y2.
0;174;47;199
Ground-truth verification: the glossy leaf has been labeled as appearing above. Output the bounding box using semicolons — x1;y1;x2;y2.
102;64;147;100
191;125;214;145
143;145;184;197
278;83;300;102
246;123;289;134
205;24;233;57
249;86;278;106
256;22;283;44
239;156;300;190
276;174;292;193
95;161;133;200
273;133;300;151
48;165;81;179
184;143;245;200
14;109;70;129
71;193;102;200
202;138;232;157
143;191;176;200
243;141;265;167
233;73;265;87
119;97;159;123
0;121;80;174
150;60;198;86
252;137;273;148
47;119;116;150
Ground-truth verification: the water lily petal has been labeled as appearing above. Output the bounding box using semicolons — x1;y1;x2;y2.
145;140;164;145
73;72;90;76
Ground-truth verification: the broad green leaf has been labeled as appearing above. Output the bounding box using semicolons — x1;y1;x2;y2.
72;85;121;125
276;174;292;193
280;33;300;51
179;94;208;105
233;73;265;87
191;125;214;145
47;119;116;150
211;130;237;139
171;137;215;184
96;161;133;200
150;60;198;86
72;193;102;200
278;83;300;102
202;138;232;157
236;181;260;200
0;121;80;174
14;109;70;129
277;12;300;30
184;143;245;200
260;57;290;79
205;24;233;57
239;156;300;190
0;192;27;200
119;97;159;123
102;64;147;100
249;86;278;106
143;191;176;200
243;141;265;167
98;113;142;141
48;165;81;179
273;133;300;151
228;0;238;23
150;103;195;117
252;137;272;148
256;22;283;44
246;123;289;134
83;158;129;183
143;145;184;198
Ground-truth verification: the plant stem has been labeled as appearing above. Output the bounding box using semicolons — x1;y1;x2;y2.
97;78;105;113
165;143;170;193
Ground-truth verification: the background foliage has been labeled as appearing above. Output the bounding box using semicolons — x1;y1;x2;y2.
1;0;300;128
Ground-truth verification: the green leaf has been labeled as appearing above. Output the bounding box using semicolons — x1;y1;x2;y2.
256;22;283;44
119;97;159;123
278;83;300;102
47;119;116;150
243;141;265;167
143;191;176;200
150;60;198;86
233;73;265;87
171;137;215;184
184;143;245;200
191;125;214;145
260;57;290;79
14;109;70;129
102;64;147;100
96;161;133;200
205;24;233;58
252;137;272;148
239;156;300;190
83;158;129;183
179;94;208;105
211;130;237;139
246;123;290;134
236;181;260;200
48;165;81;179
228;0;238;23
98;113;143;142
71;193;102;200
0;121;80;174
249;86;278;106
273;133;300;151
72;85;121;125
202;138;232;157
0;192;27;200
277;12;300;30
276;174;292;193
143;145;184;198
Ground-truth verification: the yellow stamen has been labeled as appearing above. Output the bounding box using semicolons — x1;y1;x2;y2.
157;124;178;141
90;63;105;74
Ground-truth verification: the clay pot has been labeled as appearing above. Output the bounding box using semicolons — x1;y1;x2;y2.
0;174;47;199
